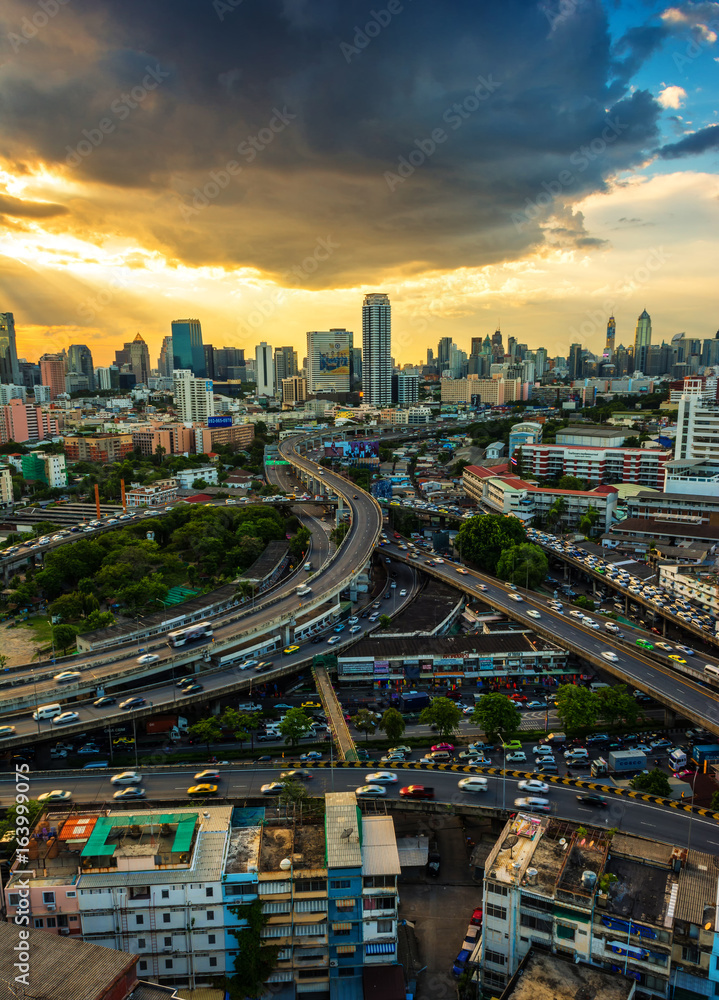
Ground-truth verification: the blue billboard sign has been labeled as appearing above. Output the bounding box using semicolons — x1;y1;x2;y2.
208;415;233;428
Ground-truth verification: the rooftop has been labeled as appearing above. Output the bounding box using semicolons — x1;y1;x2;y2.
501;949;635;1000
325;791;362;870
340;632;563;659
258;820;326;875
556;425;626;438
361;816;401;877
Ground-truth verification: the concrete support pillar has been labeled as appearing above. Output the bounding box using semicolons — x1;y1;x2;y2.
663;707;677;729
283;623;292;645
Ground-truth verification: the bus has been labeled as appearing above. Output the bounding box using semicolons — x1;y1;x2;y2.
167;621;214;648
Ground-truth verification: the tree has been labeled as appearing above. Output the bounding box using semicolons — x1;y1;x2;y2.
378;614;391;629
546;496;568;529
84;610;116;631
330;523;350;546
631;768;671;797
455;514;527;573
279;707;313;747
579;505;599;535
0;796;43;848
596;685;640;728
558;475;584;491
52;623;77;654
471;693;521;741
192;478;208;489
189;717;223;753
624;436;640;448
225;899;280;1000
379;708;406;743
419;697;463;738
572;595;596;610
352;709;378;743
555;684;599;732
49;592;84;622
221;708;259;749
710;791;719;812
496;543;548;590
289;527;311;559
280;775;310;806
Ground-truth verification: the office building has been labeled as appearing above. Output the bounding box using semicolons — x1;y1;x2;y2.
173;369;214;423
508;421;543;459
437;337;453;372
392;371;419;406
470;336;482;356
39;353;67;400
274;345;299;387
67;344;95;390
171;319;205;377
255;342;275;396
282;375;307;405
306;330;351;394
519;442;669;489
605;315;615;357
18;360;41;387
21;451;67;488
0;383;25;405
213;346;245;380
667;394;719;496
351;346;362;387
194;422;254;453
362;293;391;406
0;312;20;385
96;366;120;391
633;309;651;373
568;343;583;380
65;372;90;394
115;334;151;385
157;335;174;377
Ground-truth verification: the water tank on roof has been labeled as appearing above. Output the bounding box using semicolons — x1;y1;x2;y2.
582;870;597;889
280;858;292;871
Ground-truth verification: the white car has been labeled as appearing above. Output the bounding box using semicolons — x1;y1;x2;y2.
514;797;550;813
113;787;146;800
110;771;143;785
509;594;523;602
327;636;341;645
532;745;552;755
52;711;80;725
517;779;549;794
349;625;362;633
458;776;488;793
38;790;72;802
601;651;619;662
506;751;527;763
136;653;160;665
527;610;541;619
54;671;82;684
365;771;397;783
400;589;407;596
348;616;359;624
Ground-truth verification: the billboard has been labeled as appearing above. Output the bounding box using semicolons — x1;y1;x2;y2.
319;343;350;377
323;439;379;461
208;415;232;428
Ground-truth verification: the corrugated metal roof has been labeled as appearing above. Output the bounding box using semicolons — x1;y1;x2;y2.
395;835;429;869
675;852;718;925
361;817;401;876
0;921;137;1000
325;792;362;870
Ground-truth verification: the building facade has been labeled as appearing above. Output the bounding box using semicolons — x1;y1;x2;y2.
282;376;308;405
67;344;95;390
173;370;214;423
171;319;205;377
0;312;20;385
362;293;391;406
518;443;669;489
39;354;67;400
64;434;135;463
21;451;67;488
306;331;352;394
0;400;59;444
255;342;275;396
634;309;652;373
274;346;299;387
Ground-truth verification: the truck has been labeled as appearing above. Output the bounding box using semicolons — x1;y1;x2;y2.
145;716;189;741
668;748;687;771
304;562;312;571
546;731;568;747
591;750;647;777
690;744;719;767
400;691;430;713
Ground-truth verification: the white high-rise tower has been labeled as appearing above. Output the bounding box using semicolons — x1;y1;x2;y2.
362;293;391;406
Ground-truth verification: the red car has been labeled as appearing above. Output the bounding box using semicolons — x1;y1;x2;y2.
431;743;454;752
400;785;435;800
393;532;401;539
509;694;528;702
470;907;483;926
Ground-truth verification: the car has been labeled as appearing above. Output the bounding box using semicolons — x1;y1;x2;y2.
532;745;552;755
300;751;322;761
677;646;695;656
77;743;100;754
527;609;541;619
93;695;116;707
517;779;549;794
389;745;411;754
514;796;550;812
458;777;488;792
399;785;434;799
348;616;359;624
119;697;146;710
37;790;72;802
238;659;259;670
52;711;80;725
280;769;313;780
113;787;146;800
576;794;608;807
655;642;673;651
355;784;387;798
182;682;204;694
502;740;522;751
668;655;687;664
399;589;407;596
255;660;273;671
650;738;672;750
509;594;523;602
431;743;454;752
54;670;82;684
455;567;468;575
365;771;398;783
110;771;142;785
469;741;494;753
194;769;221;781
283;645;301;655
506;752;527;763
327;636;341;645
301;701;322;709
136;653;160;665
187;784;219;796
458;749;481;759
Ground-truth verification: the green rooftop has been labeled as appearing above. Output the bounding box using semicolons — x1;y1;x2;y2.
82;813;197;858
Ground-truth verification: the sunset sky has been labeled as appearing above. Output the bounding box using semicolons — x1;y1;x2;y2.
1;0;718;367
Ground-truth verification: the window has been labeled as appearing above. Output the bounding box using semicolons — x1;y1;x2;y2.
139;962;148;972
46;918;56;928
330;880;351;890
485;949;506;967
484;971;506;990
161;889;170;899
42;892;56;905
377;920;393;933
363;896;395;912
487;882;509;897
519;914;552;934
520;894;552;912
163;913;171;924
556;925;575;942
209;957;218;968
263;901;291;915
165;960;173;970
138;938;147;949
363;876;395;888
336;899;355;911
295;878;327;893
205;887;214;898
164;937;172;947
66;891;76;898
486;903;507;921
70;917;78;923
682;945;700;964
8;894;19;907
136;915;145;926
206;911;215;921
208;934;216;945
339;968;355;978
34;919;44;929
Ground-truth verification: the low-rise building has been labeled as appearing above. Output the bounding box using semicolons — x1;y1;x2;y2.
173;466;218;489
555;425;627;448
518;443;669;489
125;479;178;507
603;517;719;552
21;451;67;488
658;564;719;617
625;490;719;526
508;421;543;457
63;433;135;463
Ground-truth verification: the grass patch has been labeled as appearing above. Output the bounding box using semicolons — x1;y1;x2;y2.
15;615;53;646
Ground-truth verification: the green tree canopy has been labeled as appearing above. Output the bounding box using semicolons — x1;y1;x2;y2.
419;697;463;738
279;708;313;747
631;768;671;797
596;685;640;728
555;684;599;732
455;514;527;573
352;709;379;743
189;717;223;752
52;623;77;654
558;475;585;491
471;693;521;741
496;543;548;589
379;708;406;743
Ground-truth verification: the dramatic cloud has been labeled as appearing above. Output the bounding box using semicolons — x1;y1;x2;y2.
658;84;688;107
658;122;719;156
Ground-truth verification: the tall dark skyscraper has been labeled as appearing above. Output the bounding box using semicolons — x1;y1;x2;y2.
634;309;651;373
0;312;20;385
569;342;584;380
158;335;174;377
362;293;391;406
605;315;616;357
470;337;482;356
67;344;95;390
171;318;206;376
491;329;503;360
437;337;452;371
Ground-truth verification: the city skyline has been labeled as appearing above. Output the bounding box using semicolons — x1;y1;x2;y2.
0;1;717;365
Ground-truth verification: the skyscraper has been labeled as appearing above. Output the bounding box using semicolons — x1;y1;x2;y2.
203;344;215;380
0;313;20;385
157;335;174;378
67;344;95;390
306;331;351;394
470;337;482;357
116;334;151;384
173;369;214;423
634;309;651;373
568;343;584;380
491;329;503;360
255;342;275;396
605;315;616;357
535;347;548;378
171;319;206;377
274;345;299;386
39;354;66;399
437;337;453;372
362;293;391;406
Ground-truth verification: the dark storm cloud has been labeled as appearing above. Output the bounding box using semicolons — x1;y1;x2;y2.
0;0;697;282
658;123;719;157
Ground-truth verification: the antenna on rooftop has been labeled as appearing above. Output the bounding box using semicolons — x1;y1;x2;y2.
340;828;353;841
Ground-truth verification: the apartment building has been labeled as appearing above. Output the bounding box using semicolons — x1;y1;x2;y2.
282;375;307;405
21;451;67;488
125;479;178;507
173;370;214;423
0;399;60;444
0;464;12;504
63;433;135;463
39;353;66;399
174;466;218;488
194;421;254;453
518;443;669;489
658;564;719;617
479;816;719;999
625;491;719;526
